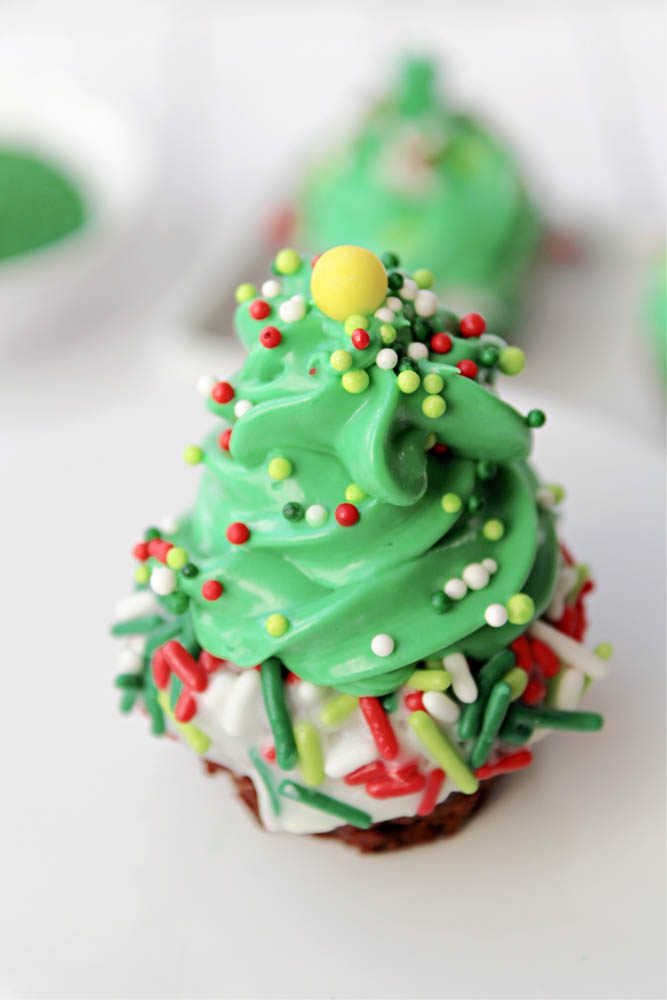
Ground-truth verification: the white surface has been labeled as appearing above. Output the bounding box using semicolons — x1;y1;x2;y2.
0;385;663;999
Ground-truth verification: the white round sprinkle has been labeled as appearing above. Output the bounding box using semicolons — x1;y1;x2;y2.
485;603;509;628
444;578;467;600
414;289;438;317
150;566;177;596
261;279;281;298
294;681;321;705
376;348;399;370
482;558;498;575
196;374;217;396
234;399;253;418
423;690;460;724
159;514;179;535
117;645;143;675
407;341;429;360
386;296;403;312
462;562;490;591
279;297;306;323
400;277;418;300
537;487;557;509
305;504;328;527
374;306;395;323
371;633;395;657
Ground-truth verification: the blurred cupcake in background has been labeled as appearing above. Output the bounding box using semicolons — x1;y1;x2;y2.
292;57;541;332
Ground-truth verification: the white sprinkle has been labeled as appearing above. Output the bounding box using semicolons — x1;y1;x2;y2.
159;514;179;535
537;487;557;509
462;562;490;591
546;566;579;621
386;295;403;312
221;669;260;735
371;633;395;657
423;689;461;723
116;645;143;675
127;635;147;654
528;620;609;680
482;558;498;575
294;681;322;705
114;591;161;621
279;297;306;323
234;399;253;418
196;374;217;396
261;279;281;298
485;603;508;627
444;578;467;600
553;667;585;710
324;734;376;779
414;289;438;317
376;348;399;370
374;306;395;323
150;566;176;596
400;277;418;300
442;652;478;703
305;504;328;527
407;341;429;360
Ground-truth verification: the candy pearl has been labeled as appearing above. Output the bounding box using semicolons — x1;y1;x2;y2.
485;603;508;627
462;563;490;590
422;395;446;418
196;374;217;396
444;578;467;600
459;313;486;337
499;346;526;375
335;502;360;526
234;400;253;418
345;483;366;502
212;381;235;404
413;268;434;289
159;515;179;535
235;282;256;304
330;349;353;372
166;547;188;570
482;558;498;575
397;370;420;393
507;593;535;625
294;681;321;705
260;326;282;349
266;613;289;637
371;633;395;657
201;580;223;601
423;373;444;394
305;504;328;527
387;270;403;290
414;289;438;317
219;428;232;451
400;277;418;300
262;279;282;297
150;566;177;596
268;456;292;480
479;346;499;367
527;409;546;428
407;341;429;360
226;522;250;545
117;645;143;675
279;297;306;323
374;306;394;323
311;246;388;322
351;328;370;350
457;359;478;379
536;487;556;508
274;248;301;275
376;348;398;369
379;323;397;344
386;296;403;311
381;251;400;268
342;370;369;394
249;299;271;320
430;332;452;354
282;502;304;521
344;313;367;335
134;565;150;585
183;445;203;465
423;690;460;724
483;518;505;541
441;493;462;514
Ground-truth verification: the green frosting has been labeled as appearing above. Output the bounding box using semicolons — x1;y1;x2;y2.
0;147;86;261
296;58;540;330
158;251;559;697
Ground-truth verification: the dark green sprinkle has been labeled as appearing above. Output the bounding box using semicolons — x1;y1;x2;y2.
278;780;372;829
282;501;304;522
467;494;485;513
181;562;199;578
479;346;499;367
431;591;452;614
248;748;281;815
458;650;515;741
260;658;297;770
119;689;139;714
114;673;144;691
398;357;417;372
508;703;603;732
110;614;164;637
381;691;399;713
412;318;432;340
402;302;416;322
164;592;190;614
142;683;166;736
526;409;546;428
499;721;534;745
476;460;497;481
144;527;160;541
381;251;400;269
387;270;403;290
470;681;512;768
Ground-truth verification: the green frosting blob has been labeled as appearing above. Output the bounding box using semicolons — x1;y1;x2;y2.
0;147;86;261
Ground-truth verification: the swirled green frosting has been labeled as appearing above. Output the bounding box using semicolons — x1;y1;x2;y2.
165;249;558;696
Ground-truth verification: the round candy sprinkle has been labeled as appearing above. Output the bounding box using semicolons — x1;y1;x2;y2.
266;613;289;637
150;566;177;596
249;299;271;320
261;279;281;297
414;289;438;317
430;332;453;354
159;515;178;535
166;547;188;570
527;409;546;428
274;247;301;275
431;592;452;613
196;374;217;396
507;593;535;624
345;483;366;502
407;341;429;360
235;282;256;303
423;372;444;394
376;347;398;369
499;346;526;375
305;504;328;527
144;527;160;540
311;246;388;321
234;399;253;418
397;370;420;393
259;326;282;349
344;313;367;335
462;563;490;590
183;445;203;465
422;395;446;418
335;502;360;527
371;633;395;657
133;541;149;561
441;493;462;514
468;494;485;513
477;460;497;480
282;502;304;521
444;578;467;600
381;251;400;268
379;323;397;344
342;370;369;394
400;277;418;300
479;345;499;367
226;522;250;545
457;359;478;379
212;380;234;404
387;271;403;291
219;428;232;451
351;328;370;350
460;313;486;337
268;456;292;480
386;296;402;313
135;565;150;585
483;518;505;541
201;580;223;601
485;603;509;627
374;306;394;323
330;349;353;372
279;297;306;323
413;268;434;289
482;557;498;575
181;563;199;578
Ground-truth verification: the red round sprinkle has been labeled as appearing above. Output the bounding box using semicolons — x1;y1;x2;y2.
201;580;224;601
148;538;173;563
335;502;360;527
262;744;277;763
460;313;486;337
133;542;149;561
457;359;479;379
219;428;232;451
211;381;235;404
430;332;453;354
522;675;547;705
308;367;317;375
226;521;250;545
249;299;271;320
351;328;370;349
404;691;425;711
259;325;282;349
432;442;448;456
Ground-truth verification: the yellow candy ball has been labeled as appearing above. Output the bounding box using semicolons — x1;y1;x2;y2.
330;349;353;372
396;370;420;394
166;546;188;569
506;593;535;625
422;395;446;418
482;518;505;541
342;370;370;394
441;493;462;514
274;248;301;275
380;323;397;344
345;483;367;502
344;313;368;336
266;613;289;637
268;457;293;481
499;346;526;376
134;565;150;585
413;268;434;289
235;282;256;304
311;246;388;322
423;373;444;394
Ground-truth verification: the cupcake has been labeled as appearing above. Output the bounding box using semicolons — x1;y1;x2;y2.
294;57;540;332
112;245;610;852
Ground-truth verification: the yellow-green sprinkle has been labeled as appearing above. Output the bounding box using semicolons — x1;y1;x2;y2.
409;711;479;794
319;693;358;727
406;669;452;692
294;721;325;786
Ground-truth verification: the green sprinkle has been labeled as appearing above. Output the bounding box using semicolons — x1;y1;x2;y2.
110;614;164;637
134;565;150;585
499;346;526;376
144;619;183;661
114;673;144;691
163;592;189;615
248;747;281;815
282;501;304;522
506;593;535;625
294;722;325;786
143;682;166;736
119;689;139;714
508;703;604;733
441;492;462;514
413;268;434;289
381;251;400;269
458;650;515;741
470;681;512;768
479;346;499;368
278;780;372;829
499;721;534;745
526;409;546;428
431;592;452;614
503;667;529;702
319;693;358;727
260;658;297;769
406;669;452;692
477;460;497;480
482;518;505;541
409;711;479;794
144;527;161;541
181;562;199;578
380;323;397;344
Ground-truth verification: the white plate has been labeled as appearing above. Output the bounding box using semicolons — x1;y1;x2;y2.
0;384;663;999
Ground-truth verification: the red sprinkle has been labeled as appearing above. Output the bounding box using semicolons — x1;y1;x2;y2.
199;650;226;673
351;328;370;350
457;359;478;379
151;647;170;690
147;538;173;563
162;641;208;692
226;521;250;545
404;691;425;712
262;744;277;763
219;428;232;451
522;675;547;705
416;768;445;816
366;773;427;798
432;442;448;455
308;367;317;375
335;502;360;527
249;299;271;320
174;690;197;723
531;638;560;678
460;312;486;337
430;332;453;354
211;381;235;404
344;761;387;786
359;697;399;760
133;542;149;561
285;671;301;685
393;759;419;780
201;580;223;601
511;636;533;672
259;325;282;349
476;749;533;780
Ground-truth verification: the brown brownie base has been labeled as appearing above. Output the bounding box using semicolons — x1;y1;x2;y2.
203;760;490;853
